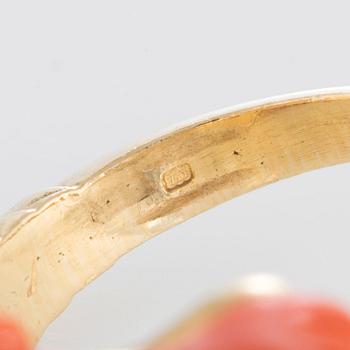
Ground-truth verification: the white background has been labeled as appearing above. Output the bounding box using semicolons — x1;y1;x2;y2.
1;1;350;349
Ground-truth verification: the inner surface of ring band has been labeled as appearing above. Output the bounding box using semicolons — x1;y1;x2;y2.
1;93;350;344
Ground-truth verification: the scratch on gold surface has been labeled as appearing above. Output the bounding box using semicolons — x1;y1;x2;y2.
27;260;37;298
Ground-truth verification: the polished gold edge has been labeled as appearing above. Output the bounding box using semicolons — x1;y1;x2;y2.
1;93;350;344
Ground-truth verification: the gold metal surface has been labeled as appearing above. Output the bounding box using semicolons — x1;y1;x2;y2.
1;92;350;344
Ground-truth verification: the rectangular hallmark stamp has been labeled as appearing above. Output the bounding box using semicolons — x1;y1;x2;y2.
161;163;193;192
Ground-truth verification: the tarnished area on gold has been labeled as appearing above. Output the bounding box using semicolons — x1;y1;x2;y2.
1;91;350;345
